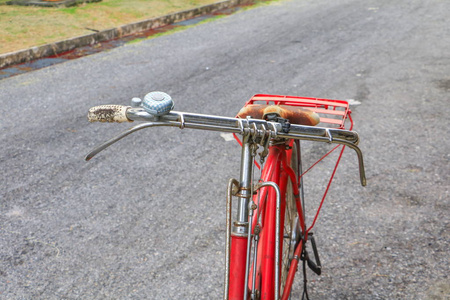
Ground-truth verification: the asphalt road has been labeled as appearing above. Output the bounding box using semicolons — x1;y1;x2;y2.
1;0;449;299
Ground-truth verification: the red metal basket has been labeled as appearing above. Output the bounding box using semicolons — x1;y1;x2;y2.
241;94;353;130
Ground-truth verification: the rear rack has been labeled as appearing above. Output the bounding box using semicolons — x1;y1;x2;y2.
245;94;352;130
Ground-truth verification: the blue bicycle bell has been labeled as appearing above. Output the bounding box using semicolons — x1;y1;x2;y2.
142;91;174;116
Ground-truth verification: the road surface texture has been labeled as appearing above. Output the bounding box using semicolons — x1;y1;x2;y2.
1;0;448;299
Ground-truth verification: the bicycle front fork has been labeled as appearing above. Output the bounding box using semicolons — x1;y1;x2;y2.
225;137;282;300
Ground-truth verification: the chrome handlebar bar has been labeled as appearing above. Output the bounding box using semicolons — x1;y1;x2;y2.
86;107;366;186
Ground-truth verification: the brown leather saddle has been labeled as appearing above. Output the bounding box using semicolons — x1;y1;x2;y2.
237;104;320;126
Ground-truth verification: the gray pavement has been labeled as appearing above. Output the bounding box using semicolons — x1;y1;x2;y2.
1;0;449;299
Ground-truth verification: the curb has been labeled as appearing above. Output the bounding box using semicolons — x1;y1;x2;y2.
6;0;102;8
0;0;252;69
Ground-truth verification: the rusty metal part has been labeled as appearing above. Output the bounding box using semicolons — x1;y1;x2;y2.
235;186;253;199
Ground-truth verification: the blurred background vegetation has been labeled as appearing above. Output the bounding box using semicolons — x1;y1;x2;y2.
0;0;218;54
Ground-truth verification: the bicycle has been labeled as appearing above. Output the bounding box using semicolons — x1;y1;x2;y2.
86;92;366;300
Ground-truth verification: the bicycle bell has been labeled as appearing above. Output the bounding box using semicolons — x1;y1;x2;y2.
141;91;174;116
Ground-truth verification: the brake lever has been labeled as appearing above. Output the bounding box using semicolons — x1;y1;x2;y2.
85;122;159;161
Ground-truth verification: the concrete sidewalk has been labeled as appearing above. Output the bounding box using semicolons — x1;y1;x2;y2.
0;0;252;69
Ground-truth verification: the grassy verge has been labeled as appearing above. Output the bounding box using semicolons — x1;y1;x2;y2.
0;0;219;54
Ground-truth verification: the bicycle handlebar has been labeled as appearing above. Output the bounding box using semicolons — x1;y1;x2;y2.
87;105;133;123
86;105;366;186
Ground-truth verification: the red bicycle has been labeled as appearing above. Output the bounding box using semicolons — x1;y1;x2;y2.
86;92;366;300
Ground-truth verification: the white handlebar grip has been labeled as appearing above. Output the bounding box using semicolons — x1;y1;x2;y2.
87;105;132;123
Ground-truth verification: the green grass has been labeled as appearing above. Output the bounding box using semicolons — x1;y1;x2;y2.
60;7;79;14
126;14;225;45
0;0;222;54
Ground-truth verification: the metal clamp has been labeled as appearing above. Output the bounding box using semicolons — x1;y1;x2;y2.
325;128;333;143
267;121;279;138
178;112;186;129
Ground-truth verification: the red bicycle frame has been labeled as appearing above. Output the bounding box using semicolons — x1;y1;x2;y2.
227;140;299;300
254;144;293;300
226;94;358;300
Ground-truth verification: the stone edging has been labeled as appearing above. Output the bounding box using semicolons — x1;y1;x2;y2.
0;0;252;69
6;0;102;8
